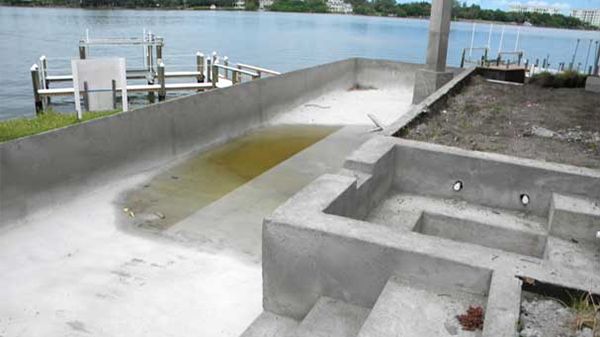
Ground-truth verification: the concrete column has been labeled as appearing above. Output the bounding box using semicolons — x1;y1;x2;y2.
425;0;452;73
412;0;454;104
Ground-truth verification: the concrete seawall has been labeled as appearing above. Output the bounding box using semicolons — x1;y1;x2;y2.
1;58;425;226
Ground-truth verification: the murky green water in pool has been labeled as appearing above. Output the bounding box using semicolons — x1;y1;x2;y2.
122;124;338;230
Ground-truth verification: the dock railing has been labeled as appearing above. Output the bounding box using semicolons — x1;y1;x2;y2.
237;63;281;78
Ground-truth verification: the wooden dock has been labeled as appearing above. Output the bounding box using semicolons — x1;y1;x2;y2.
30;32;281;115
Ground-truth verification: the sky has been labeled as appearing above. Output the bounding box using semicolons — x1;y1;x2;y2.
396;0;600;12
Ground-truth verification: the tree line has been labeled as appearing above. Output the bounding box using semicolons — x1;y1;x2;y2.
348;0;594;30
1;0;236;8
1;0;596;30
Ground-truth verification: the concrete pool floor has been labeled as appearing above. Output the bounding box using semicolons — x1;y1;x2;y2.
0;125;376;336
271;87;413;126
0;175;262;337
120;125;339;233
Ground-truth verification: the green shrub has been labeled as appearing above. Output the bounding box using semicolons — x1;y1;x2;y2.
270;0;328;13
530;71;587;88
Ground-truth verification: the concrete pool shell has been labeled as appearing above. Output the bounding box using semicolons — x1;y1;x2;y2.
2;57;598;337
0;58;427;336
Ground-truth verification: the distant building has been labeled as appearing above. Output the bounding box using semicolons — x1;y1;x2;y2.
571;9;600;27
234;0;245;9
259;0;274;10
508;3;562;15
327;0;352;14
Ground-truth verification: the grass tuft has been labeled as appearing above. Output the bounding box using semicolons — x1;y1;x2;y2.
0;109;120;143
567;291;598;331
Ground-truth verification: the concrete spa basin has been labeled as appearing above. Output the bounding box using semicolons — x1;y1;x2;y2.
328;136;600;263
255;135;600;337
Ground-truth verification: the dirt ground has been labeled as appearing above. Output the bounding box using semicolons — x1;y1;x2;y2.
402;76;600;169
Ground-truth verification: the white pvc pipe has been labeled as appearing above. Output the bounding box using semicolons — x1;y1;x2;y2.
514;26;521;52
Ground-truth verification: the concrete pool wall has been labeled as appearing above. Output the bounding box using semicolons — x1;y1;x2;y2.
0;58;435;226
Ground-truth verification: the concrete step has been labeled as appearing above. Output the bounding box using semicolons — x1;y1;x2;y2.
358;276;485;337
549;193;600;243
291;297;370;337
240;311;299;337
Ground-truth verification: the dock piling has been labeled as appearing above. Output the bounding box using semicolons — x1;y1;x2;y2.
158;61;166;101
235;64;242;84
196;52;205;83
30;64;43;115
82;81;90;113
147;44;155;103
40;55;50;106
111;79;117;110
211;61;218;88
156;44;163;61
223;56;229;79
79;43;86;60
146;44;154;74
206;59;212;83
